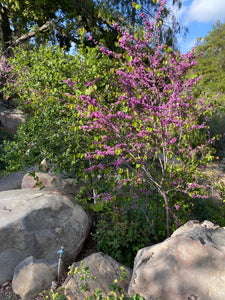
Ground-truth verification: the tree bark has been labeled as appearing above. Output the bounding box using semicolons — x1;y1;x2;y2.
161;191;170;238
0;3;13;56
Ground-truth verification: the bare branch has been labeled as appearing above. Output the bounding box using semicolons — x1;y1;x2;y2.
12;21;53;47
10;20;79;48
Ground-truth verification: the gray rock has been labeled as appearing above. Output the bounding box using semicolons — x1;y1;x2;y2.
0;167;38;192
64;252;132;298
21;172;84;196
0;249;25;285
12;256;57;300
128;220;225;300
0;189;91;267
0;108;24;131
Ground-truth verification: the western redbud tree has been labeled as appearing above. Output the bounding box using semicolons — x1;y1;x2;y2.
67;0;213;236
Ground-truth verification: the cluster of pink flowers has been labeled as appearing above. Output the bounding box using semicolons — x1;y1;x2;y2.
65;0;213;232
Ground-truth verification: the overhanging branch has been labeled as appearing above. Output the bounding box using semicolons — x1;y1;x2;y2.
12;21;54;47
8;20;79;49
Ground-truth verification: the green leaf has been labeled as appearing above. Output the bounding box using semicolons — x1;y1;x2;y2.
123;106;128;113
88;104;94;112
168;152;173;159
115;148;122;155
118;168;123;174
128;65;134;73
126;55;133;62
132;2;142;9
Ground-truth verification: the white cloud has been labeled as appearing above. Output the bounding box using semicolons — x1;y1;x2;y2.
183;0;225;24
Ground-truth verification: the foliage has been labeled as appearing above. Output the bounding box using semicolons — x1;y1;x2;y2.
0;0;187;54
194;21;225;158
2;43;118;175
194;21;225;96
66;261;144;299
94;205;152;267
0;128;14;173
43;287;67;300
207;111;225;158
4;44;78;112
104;0;186;49
1;0;118;51
66;0;213;236
189;196;225;226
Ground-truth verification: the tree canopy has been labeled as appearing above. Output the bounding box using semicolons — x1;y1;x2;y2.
194;21;225;97
107;0;185;47
193;21;225;157
0;0;186;55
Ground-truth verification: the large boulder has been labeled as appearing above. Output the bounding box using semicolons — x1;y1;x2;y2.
64;252;132;299
0;189;91;270
12;256;57;300
21;172;84;197
128;220;225;300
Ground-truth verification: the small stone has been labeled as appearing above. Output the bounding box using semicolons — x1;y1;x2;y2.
12;256;57;300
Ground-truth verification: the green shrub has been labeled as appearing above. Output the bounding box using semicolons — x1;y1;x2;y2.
208;111;225;159
188;196;225;226
2;43;119;176
93;205;152;268
0;128;14;172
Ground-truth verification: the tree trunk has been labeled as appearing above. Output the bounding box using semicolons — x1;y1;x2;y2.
131;6;136;29
0;4;13;56
161;191;170;238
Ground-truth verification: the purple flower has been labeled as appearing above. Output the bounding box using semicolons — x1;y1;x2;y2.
174;203;181;211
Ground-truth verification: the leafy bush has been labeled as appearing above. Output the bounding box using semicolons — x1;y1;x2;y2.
188;196;225;226
2;43;118;175
0;128;14;172
208;111;225;158
94;206;152;267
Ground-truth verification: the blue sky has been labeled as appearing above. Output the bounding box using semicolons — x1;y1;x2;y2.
177;0;225;53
